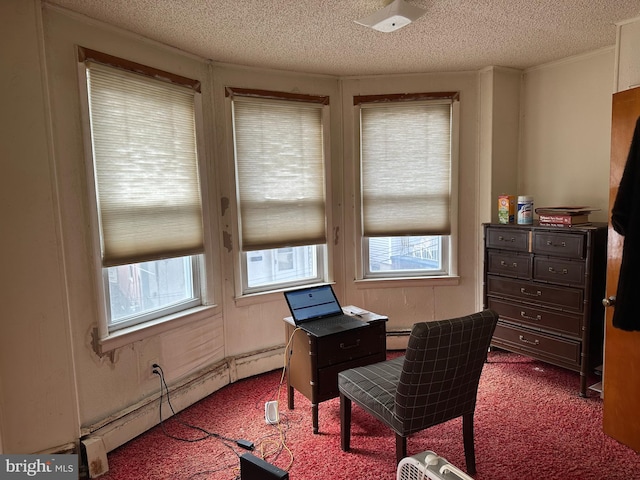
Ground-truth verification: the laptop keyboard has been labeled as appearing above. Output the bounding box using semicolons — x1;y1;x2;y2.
318;316;352;326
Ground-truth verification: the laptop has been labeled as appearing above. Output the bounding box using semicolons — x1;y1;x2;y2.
284;285;367;337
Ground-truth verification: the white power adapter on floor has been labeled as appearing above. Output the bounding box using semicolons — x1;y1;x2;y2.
265;400;279;424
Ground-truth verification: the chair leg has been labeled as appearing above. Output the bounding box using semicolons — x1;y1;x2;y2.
340;393;351;452
395;434;407;464
462;412;476;476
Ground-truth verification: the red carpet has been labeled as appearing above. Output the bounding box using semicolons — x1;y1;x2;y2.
99;351;640;479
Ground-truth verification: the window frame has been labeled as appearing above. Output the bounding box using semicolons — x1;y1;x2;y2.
240;245;326;295
103;256;203;333
77;48;216;349
226;87;332;296
354;93;460;281
363;235;450;278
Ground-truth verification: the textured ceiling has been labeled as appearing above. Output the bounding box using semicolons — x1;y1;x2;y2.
45;0;640;76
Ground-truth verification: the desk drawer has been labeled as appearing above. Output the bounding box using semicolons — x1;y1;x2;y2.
487;298;582;337
487;275;584;313
317;353;385;402
492;322;581;370
315;322;385;368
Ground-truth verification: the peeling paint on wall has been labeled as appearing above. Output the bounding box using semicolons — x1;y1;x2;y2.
223;230;233;252
89;328;118;365
220;196;229;216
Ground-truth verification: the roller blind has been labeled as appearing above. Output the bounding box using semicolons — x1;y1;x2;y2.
86;62;204;267
232;97;326;251
360;101;452;237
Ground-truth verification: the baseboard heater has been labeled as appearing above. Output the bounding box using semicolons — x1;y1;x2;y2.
387;329;411;350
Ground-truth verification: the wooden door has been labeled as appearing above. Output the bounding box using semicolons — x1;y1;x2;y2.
603;86;640;452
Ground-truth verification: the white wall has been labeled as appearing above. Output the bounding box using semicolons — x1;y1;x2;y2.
519;48;615;222
616;16;640;93
0;0;79;453
479;67;523;224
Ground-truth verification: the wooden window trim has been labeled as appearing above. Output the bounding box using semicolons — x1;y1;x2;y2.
226;86;329;105
78;46;201;93
354;91;459;106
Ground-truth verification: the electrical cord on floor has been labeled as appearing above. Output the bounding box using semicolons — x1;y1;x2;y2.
186;462;240;480
243;327;301;472
252;327;301;470
152;331;301;478
152;364;253;454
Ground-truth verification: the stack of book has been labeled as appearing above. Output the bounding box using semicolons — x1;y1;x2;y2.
535;206;598;227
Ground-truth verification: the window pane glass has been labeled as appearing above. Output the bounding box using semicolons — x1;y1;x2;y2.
107;256;198;327
246;245;319;289
368;236;442;273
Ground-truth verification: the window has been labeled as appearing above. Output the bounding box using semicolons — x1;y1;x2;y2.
244;245;319;290
106;257;199;329
367;236;446;274
80;48;204;332
229;89;329;293
358;93;459;278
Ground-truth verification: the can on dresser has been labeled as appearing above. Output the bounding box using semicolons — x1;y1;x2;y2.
517;195;533;224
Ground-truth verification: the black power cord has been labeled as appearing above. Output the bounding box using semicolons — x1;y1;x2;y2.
152;364;254;451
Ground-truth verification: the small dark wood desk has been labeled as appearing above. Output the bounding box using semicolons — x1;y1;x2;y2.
284;307;387;433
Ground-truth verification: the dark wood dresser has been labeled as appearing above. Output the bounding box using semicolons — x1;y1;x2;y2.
482;222;607;396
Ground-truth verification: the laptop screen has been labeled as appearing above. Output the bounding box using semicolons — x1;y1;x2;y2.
284;285;343;323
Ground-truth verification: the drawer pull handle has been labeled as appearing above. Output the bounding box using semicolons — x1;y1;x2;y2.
519;335;540;346
520;311;541;322
546;240;567;248
548;266;568;275
520;287;541;297
500;260;518;268
498;235;516;243
340;339;361;350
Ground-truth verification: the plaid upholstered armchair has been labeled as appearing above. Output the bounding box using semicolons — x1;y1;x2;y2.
338;309;498;475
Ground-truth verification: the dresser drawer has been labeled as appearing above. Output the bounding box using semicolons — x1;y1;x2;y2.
315;322;385;368
486;275;584;313
487;297;582;337
487;251;532;279
532;230;585;259
492;322;581;370
486;227;530;252
533;257;586;286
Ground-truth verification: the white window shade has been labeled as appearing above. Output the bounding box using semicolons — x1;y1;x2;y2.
86;63;204;267
361;101;452;237
232;97;326;251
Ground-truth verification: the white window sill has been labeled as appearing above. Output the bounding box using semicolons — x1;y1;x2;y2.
96;305;218;354
354;275;460;289
233;282;331;308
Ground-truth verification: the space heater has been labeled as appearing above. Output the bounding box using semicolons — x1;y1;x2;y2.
397;450;475;480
